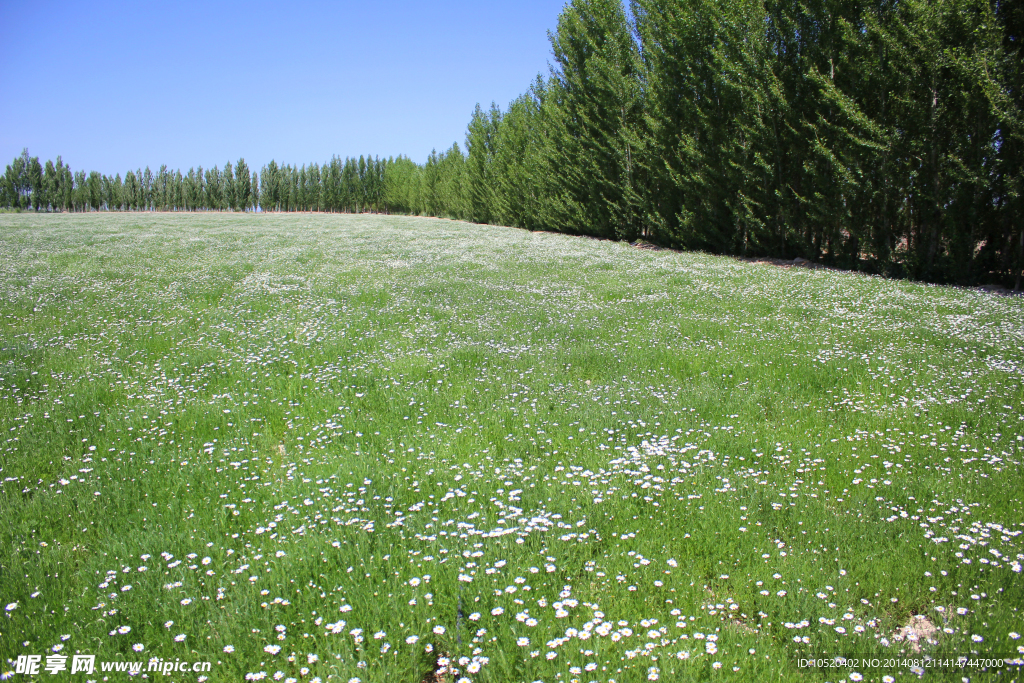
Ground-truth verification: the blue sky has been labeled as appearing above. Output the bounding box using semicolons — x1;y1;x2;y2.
0;0;566;175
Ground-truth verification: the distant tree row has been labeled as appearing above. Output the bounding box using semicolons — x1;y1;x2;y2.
0;151;416;214
3;0;1021;287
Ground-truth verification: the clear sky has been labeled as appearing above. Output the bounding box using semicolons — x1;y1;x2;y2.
0;0;567;175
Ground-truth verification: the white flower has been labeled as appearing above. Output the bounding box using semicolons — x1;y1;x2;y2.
517;637;530;646
491;607;504;616
174;634;186;642
405;635;419;644
433;625;445;635
4;603;17;612
224;645;235;653
132;643;144;652
264;644;282;654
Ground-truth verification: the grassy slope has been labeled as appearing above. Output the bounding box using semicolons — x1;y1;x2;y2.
1;212;1022;682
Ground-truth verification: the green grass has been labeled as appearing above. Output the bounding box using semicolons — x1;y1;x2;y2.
1;212;1022;682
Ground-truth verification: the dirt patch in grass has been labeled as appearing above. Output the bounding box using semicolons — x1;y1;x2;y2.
892;614;940;652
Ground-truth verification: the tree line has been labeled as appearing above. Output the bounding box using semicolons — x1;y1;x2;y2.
0;152;413;214
3;0;1021;287
451;0;1022;287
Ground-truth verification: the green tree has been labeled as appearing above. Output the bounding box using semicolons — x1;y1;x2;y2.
27;154;43;210
73;170;87;211
251;171;260;212
465;103;502;224
42;160;60;211
5;149;31;209
87;171;102;211
261;161;279;211
545;0;645;239
236;159;251;211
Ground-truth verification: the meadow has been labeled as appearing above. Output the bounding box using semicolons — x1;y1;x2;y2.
1;212;1022;683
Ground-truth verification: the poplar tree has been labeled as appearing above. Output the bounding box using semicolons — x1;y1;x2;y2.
43;160;59;211
236;159;251;211
7;149;31;209
87;171;102;211
251;171;260;212
73;170;86;211
545;0;644;239
466;103;502;224
28;154;43;210
342;158;358;212
223;162;236;211
308;163;322;211
205;166;222;210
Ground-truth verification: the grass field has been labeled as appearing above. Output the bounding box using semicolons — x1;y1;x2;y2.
1;212;1022;683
